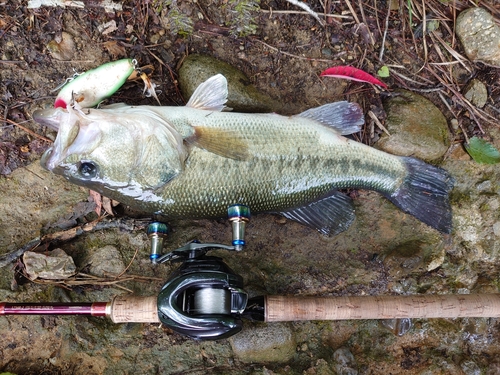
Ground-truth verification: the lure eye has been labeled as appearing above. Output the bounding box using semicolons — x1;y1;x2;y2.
78;161;98;178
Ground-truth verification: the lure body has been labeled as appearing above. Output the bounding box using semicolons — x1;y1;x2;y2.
54;59;135;109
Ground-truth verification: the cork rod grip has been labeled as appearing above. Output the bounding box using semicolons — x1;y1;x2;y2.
109;295;160;323
264;294;500;322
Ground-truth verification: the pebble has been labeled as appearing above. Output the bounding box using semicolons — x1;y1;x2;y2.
463;79;488;108
229;323;296;363
380;318;413;336
456;7;500;67
333;347;358;375
46;31;75;61
461;360;482;375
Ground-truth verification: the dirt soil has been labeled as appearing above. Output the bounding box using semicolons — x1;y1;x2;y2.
1;1;500;374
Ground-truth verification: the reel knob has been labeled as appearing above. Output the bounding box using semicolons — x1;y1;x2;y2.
147;222;169;264
227;204;250;251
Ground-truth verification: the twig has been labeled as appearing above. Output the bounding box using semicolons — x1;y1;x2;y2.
425;67;493;133
252;38;345;62
378;1;391;62
117;246;140;278
0;238;41;269
27;272;164;292
3;118;53;143
284;0;324;26
260;9;351;19
344;0;360;24
430;32;471;72
357;0;375;45
367;110;391;136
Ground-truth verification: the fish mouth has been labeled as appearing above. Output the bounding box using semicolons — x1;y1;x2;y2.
33;108;66;131
40;147;59;171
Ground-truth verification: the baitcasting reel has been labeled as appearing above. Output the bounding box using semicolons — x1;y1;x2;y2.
146;204;251;340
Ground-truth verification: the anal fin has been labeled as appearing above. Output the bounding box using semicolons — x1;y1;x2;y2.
278;191;355;235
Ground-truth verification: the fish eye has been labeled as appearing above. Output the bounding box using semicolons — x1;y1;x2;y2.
78;161;98;178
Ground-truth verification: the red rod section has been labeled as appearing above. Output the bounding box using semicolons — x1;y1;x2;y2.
0;302;109;316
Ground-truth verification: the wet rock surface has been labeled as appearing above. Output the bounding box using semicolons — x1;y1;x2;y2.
377;89;450;162
85;245;126;277
178;54;280;113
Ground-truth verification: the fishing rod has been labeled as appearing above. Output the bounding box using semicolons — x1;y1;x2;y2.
2;205;500;340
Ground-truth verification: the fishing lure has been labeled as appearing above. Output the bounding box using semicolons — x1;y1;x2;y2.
54;58;137;109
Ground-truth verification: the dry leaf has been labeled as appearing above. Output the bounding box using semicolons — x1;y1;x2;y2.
88;190;102;216
103;40;127;59
102;196;115;216
47;31;75;61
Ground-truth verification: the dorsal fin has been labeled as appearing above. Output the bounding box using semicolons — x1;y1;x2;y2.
186;74;229;111
296;101;364;135
185;126;249;160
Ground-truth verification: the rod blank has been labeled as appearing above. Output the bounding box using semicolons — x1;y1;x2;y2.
3;294;500;325
0;302;108;316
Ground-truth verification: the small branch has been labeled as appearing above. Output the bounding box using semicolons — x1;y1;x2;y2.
379;2;391;62
284;0;324;26
367;110;391;136
0;217;150;269
252;38;345;62
344;0;360;24
260;9;351;20
4;118;53;143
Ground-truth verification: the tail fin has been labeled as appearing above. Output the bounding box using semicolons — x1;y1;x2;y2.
386;157;454;233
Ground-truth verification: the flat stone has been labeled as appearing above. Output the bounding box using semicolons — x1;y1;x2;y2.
377;89;450;162
23;248;76;280
456;7;500;67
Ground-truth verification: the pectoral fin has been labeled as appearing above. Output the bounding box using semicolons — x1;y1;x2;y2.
278;191;356;235
186;126;249;160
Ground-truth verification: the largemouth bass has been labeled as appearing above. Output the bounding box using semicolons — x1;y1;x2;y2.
34;75;454;235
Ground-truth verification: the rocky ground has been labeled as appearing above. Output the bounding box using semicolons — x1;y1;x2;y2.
1;1;500;374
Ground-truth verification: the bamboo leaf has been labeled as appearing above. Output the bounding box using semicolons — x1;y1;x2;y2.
464;137;500;164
